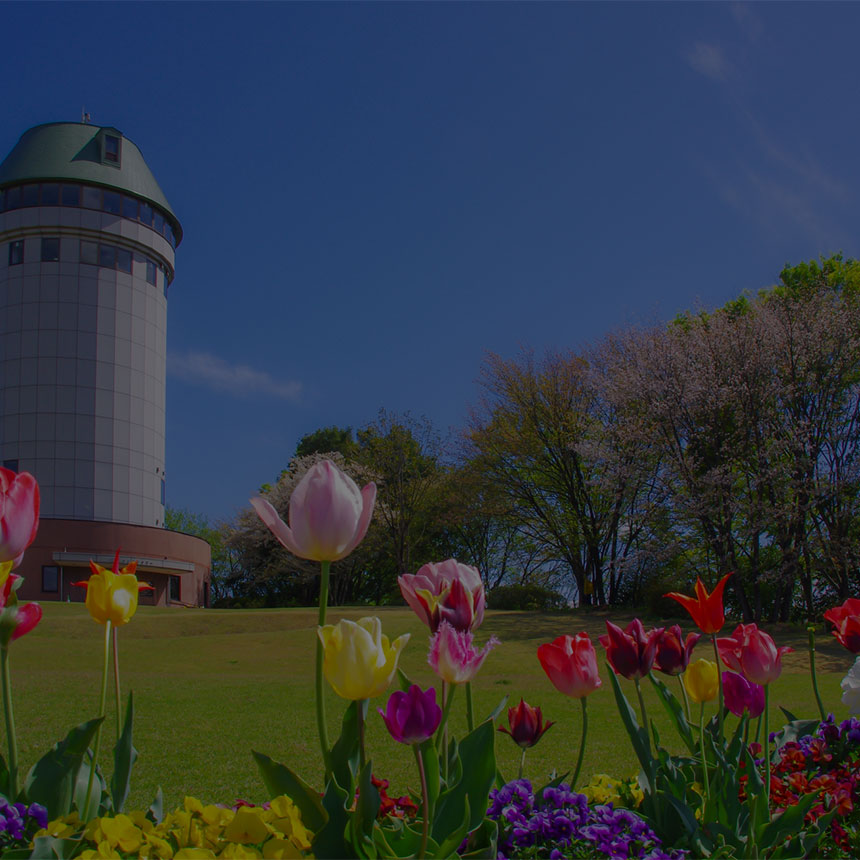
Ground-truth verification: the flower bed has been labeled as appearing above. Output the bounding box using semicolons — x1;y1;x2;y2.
1;460;860;858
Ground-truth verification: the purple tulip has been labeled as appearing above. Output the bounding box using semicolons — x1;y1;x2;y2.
652;625;701;676
722;670;765;718
379;684;442;745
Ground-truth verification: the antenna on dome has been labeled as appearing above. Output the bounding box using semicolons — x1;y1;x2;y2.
81;108;91;124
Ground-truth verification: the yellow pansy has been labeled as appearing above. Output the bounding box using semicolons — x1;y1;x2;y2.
683;658;719;704
318;616;410;700
142;831;176;860
174;850;217;859
201;805;234;827
223;808;272;844
219;844;262;859
262;838;302;859
81;841;121;859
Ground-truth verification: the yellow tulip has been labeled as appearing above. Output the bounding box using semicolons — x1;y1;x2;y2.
79;551;145;626
318;616;410;700
683;658;719;704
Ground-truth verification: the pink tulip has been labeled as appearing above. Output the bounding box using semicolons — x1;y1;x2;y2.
722;671;765;718
717;623;793;686
0;575;41;644
428;621;499;684
399;559;485;632
537;632;602;698
251;460;376;562
599;619;663;681
0;468;39;567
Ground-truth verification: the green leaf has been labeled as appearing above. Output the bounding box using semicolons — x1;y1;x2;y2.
459;816;499;859
313;776;353;860
769;719;820;762
252;750;327;833
73;751;108;819
23;716;104;819
329;700;361;794
374;817;439;857
25;835;83;859
434;797;470;859
351;758;380;851
418;738;440;820
110;691;137;813
779;706;798;723
0;751;9;798
482;695;509;724
432;720;496;843
606;666;655;787
756;792;819;851
649;673;696;754
147;786;164;824
396;668;414;692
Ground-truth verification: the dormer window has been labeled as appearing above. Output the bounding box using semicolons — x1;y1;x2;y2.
103;134;121;165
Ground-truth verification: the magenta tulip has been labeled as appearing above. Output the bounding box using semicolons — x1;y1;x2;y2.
653;625;701;676
428;621;498;684
537;632;602;698
379;684;442;745
722;671;765;718
0;468;39;567
498;699;554;749
251;460;376;562
399;559;485;632
599;619;663;680
717;623;793;685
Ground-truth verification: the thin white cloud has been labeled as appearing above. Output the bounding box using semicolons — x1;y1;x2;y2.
168;350;302;401
684;42;733;82
730;3;763;43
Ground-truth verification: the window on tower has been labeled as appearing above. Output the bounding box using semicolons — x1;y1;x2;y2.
8;240;23;266
104;135;121;165
41;237;60;262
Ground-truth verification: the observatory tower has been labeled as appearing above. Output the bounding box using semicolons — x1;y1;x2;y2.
0;122;210;606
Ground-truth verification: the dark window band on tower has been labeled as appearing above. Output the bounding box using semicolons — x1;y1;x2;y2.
41;237;60;262
8;240;23;265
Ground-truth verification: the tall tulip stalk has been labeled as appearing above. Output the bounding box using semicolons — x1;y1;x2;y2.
252;459;376;779
537;632;601;788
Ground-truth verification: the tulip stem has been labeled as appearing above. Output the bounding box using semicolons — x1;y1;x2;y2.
634;679;651;753
807;625;826;722
711;634;724;741
413;744;430;860
112;627;121;741
316;560;332;781
84;619;111;818
465;681;474;733
571;697;588;790
677;674;692;723
435;683;456;783
358;698;367;771
1;646;18;798
763;684;771;822
518;747;527;780
699;701;710;820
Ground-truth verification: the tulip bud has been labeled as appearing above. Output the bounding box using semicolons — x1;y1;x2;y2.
537;632;602;698
824;599;860;654
0;468;39;567
379;684;442;744
683;659;719;704
717;623;792;686
653;626;701;676
599;619;663;681
722;671;765;718
399;559;485;632
428;621;498;685
498;699;554;749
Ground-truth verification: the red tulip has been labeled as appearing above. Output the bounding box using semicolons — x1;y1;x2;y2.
0;468;39;567
824;598;860;653
717;623;793;685
664;573;733;635
399;559;485;632
653;625;701;676
599;619;663;681
0;574;41;644
498;699;554;749
537;632;602;698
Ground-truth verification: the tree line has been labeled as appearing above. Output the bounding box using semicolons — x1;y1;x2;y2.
169;256;860;622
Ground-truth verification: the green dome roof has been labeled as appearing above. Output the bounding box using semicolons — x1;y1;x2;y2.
0;122;181;243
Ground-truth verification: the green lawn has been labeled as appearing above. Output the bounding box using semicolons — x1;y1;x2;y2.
9;603;852;813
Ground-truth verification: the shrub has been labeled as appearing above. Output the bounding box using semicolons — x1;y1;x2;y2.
488;583;567;611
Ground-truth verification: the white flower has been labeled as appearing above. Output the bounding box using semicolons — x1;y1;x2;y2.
840;656;860;714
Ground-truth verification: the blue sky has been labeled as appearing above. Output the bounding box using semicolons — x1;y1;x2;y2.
2;2;858;523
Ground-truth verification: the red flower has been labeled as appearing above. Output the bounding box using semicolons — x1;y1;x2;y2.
664;573;732;635
497;699;554;749
652;625;701;676
0;574;41;644
824;598;860;653
599;619;663;681
717;622;793;685
537;632;602;698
